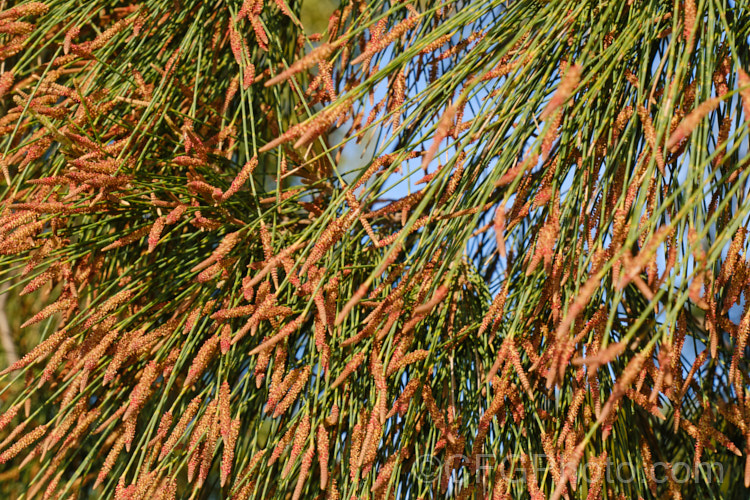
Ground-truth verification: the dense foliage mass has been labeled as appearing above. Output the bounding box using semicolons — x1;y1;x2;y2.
1;0;750;498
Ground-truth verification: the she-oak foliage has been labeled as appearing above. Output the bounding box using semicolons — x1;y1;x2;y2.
1;0;750;498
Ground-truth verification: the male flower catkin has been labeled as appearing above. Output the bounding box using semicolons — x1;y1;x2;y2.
0;424;47;464
221;156;258;201
220;417;241;487
183;335;220;388
159;396;202;460
283;414;310;478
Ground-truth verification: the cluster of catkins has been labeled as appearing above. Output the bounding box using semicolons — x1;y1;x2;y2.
1;0;750;499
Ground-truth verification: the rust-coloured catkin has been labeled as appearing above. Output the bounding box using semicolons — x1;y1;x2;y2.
95;432;126;488
420;105;456;173
186;399;216;483
220;324;232;355
159;396;202;460
557;386;585;446
353;14;420;67
526;213;559;277
0;405;20;434
739;69;750;122
273;365;311;418
260;221;279;289
90;17;133;50
198;406;220;487
212;303;256;322
330;351;366;389
626;389;666;420
1;329;68;375
505;338;534;399
0;419;28;454
666;97;721;152
265;41;342;86
103;329;139;386
122;415;137;453
479;280;509;341
519;452;542;499
540;64;581;120
300;210;359;275
349;417;364;482
84;288;134;329
634;106;666;175
221;157;258;201
92;402;126;436
197;260;230;283
219;381;232;436
598;345;653;428
153;476;177;500
264;346;291;413
246;241;306;288
371;452;402;494
731;304;750;385
720;228;747;287
358;409;383;469
0;71;14;102
123;360;158;423
77;329;117;387
43;470;64;500
269;423;297;467
0;424;47;464
147;217;166;253
386;349;429;376
291;442;316;500
232;448;265;495
317;423;330;490
243;63;256;90
19;268;56;296
421;383;449;435
191;231;242;272
325;404;340;427
132;469;159;499
44;399;86;456
149;411;173;448
251;336;273;388
221;417;241;487
678;349;708;407
493;205;507;259
683;0;697;41
113;477;133;500
249;313;306;356
223;76;240;116
639;437;658;495
19;295;73;330
283;414;310;478
0;2;49;20
183;335;220;388
102;226;151;251
585;451;607;500
387;378;422;419
413;285;448;315
233;293;276;348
